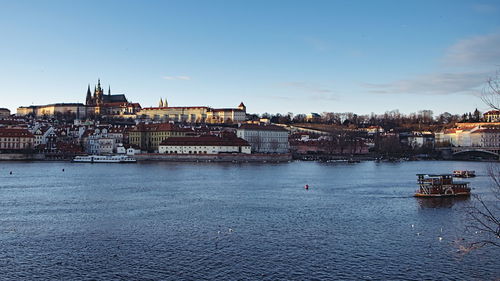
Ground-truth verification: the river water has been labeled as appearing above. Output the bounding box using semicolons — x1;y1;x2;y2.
0;160;498;280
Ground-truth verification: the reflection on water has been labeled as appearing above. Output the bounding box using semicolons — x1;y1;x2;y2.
416;196;471;209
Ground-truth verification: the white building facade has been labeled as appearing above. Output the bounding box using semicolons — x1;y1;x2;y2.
436;125;500;148
236;124;289;153
159;135;251;154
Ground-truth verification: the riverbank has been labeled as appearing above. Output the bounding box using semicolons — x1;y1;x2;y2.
134;153;292;162
0;153;292;162
1;152;497;162
0;153;45;161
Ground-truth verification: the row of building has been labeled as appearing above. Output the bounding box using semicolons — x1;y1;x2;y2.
0;115;290;156
16;79;246;124
3;115;500;158
128;123;289;154
435;122;500;148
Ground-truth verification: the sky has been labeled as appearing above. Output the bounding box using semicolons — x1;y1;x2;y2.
0;0;499;116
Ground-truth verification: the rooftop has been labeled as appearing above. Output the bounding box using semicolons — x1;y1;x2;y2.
0;128;34;138
18;103;86;108
141;106;209;110
238;124;288;132
484;110;500;115
160;135;250;147
131;123;192;132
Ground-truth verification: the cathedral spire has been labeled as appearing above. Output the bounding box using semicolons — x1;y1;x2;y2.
86;84;92;105
108;85;111;95
159;98;164;107
95;78;102;93
164;98;168;107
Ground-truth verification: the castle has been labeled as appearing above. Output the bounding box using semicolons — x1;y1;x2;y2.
16;79;244;123
16;79;141;118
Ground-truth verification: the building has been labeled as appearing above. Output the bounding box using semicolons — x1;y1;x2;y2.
107;126;128;144
137;101;246;124
17;103;87;119
306;113;321;123
436;124;500;148
129;123;192;152
437;128;473;147
365;126;385;135
0;128;34;150
32;126;54;148
83;127;119;154
236;124;289;153
158;135;251;154
483;110;500;122
0;108;11;118
471;128;500;147
97;137;116;154
406;131;435;148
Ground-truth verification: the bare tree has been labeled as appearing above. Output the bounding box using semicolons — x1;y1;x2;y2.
481;71;500;110
458;70;500;251
458;165;500;252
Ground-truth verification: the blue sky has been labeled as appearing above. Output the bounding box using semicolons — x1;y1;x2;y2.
0;0;499;115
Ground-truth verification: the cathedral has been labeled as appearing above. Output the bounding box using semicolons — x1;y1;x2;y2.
85;79;128;106
85;79;141;116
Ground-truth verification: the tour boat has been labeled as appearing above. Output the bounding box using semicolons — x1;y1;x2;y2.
453;170;476;178
72;155;137;163
414;174;471;197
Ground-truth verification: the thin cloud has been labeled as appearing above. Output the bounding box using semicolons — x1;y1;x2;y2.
271;96;296;101
304;37;330;52
473;3;498;13
282;82;333;94
442;32;500;67
363;32;500;96
362;71;489;96
279;82;337;102
311;93;338;101
162;75;191;80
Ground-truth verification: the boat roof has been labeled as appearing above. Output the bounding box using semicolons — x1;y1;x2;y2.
416;173;453;177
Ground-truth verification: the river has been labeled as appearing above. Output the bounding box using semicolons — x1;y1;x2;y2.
0;160;498;280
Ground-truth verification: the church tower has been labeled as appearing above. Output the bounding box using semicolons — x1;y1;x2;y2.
238;102;246;112
159;98;164;107
85;84;92;105
164;98;168;107
95;79;103;105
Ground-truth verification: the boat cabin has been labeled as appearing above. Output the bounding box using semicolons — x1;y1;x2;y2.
415;174;471;197
453;170;476;178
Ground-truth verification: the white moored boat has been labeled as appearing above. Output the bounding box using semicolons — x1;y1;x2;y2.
73;155;137;163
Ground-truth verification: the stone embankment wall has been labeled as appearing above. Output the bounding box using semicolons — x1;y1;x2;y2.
135;153;292;162
0;154;45;161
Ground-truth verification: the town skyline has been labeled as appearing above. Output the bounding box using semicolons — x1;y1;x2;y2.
5;77;496;118
1;0;499;114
